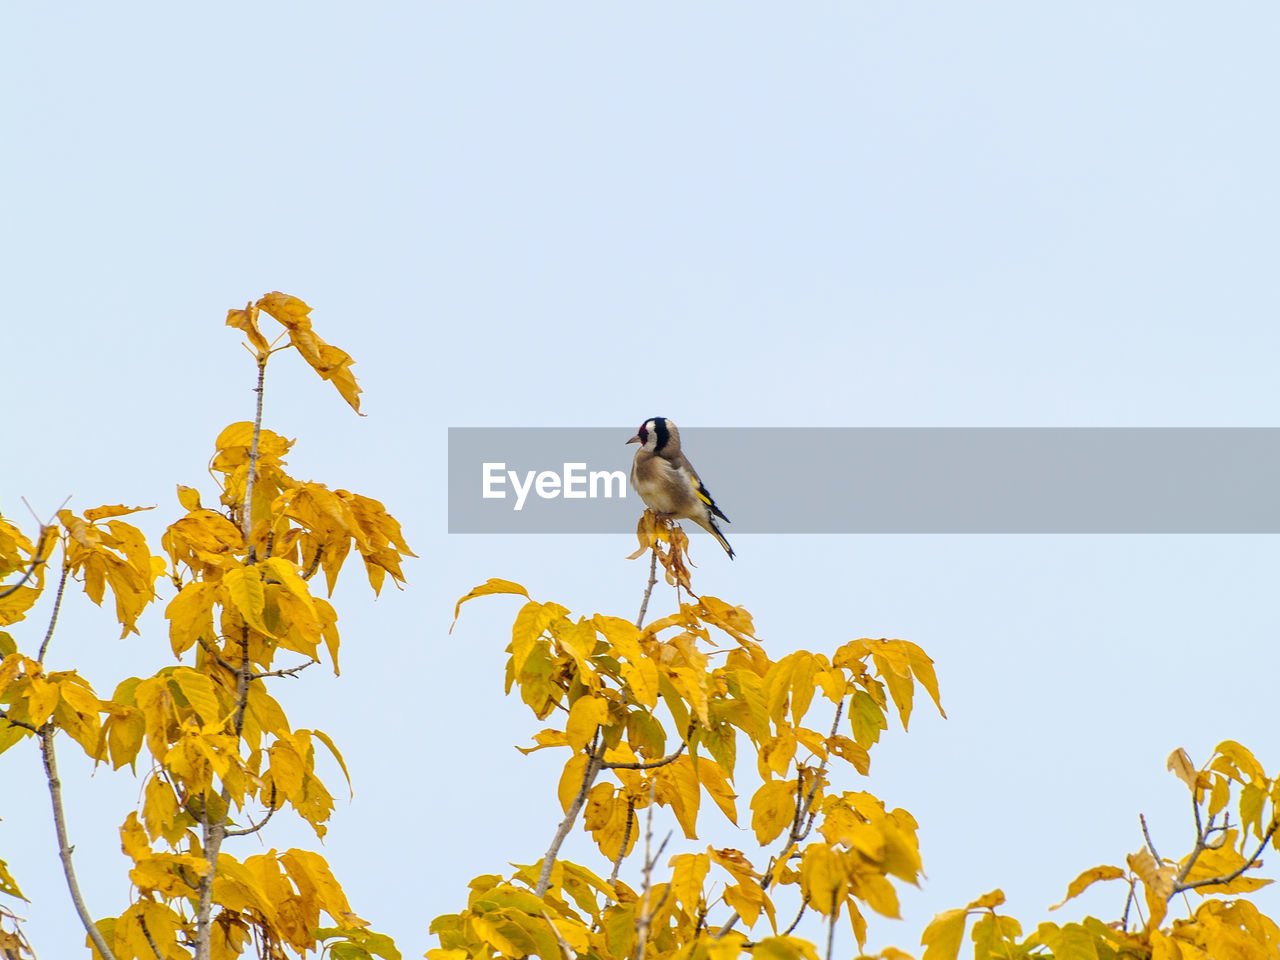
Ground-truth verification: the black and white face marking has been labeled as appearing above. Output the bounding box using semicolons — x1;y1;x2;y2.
628;417;673;453
650;418;671;452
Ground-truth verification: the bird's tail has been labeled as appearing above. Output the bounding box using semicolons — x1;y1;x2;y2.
696;516;735;559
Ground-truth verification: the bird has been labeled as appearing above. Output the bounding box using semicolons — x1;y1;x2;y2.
626;417;734;558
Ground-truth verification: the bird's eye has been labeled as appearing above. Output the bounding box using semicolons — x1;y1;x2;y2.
638;428;648;442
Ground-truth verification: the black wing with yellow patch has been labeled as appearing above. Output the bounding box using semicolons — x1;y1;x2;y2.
693;476;730;523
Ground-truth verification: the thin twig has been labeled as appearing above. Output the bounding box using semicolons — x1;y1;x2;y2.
240;359;267;559
225;784;279;838
0;710;38;733
195;623;253;960
603;743;686;770
1140;813;1161;862
0;556;45;599
41;724;116;960
783;900;809;936
541;910;574;960
1175;819;1280;893
609;799;635;888
535;735;607;898
635;780;658;960
140;914;164;959
250;661;316;681
197;637;237;675
636;546;659;629
301;546;323;581
824;910;836;960
37;564;70;663
716;698;845;939
1121;877;1136;930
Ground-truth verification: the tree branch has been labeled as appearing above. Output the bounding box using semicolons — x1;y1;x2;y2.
715;697;845;939
0;555;45;599
225;784;279;838
41;724;116;960
251;660;316;681
636;546;659;629
608;799;636;888
1174;819;1279;893
1139;812;1161;861
603;742;686;771
0;710;38;733
240;358;267;559
37;563;70;664
535;735;607;898
195;624;254;960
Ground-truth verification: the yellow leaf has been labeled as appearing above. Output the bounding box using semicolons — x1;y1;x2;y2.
221;565;273;637
165;581;218;657
311;729;353;798
668;852;710;911
558;754;589;813
27;675;60;726
565;696;608;752
621;660;659;708
1127;850;1173;929
1050;865;1127;909
697;756;738;825
1167;748;1198;791
1213;740;1265;784
172;667;222;727
511;601;567;675
965;889;1005;910
594;614;643;662
800;844;845;915
83;504;154;522
920;908;966;960
709;847;758;885
261;557;316;614
256;292;364;413
750;779;798;845
225;301;271;355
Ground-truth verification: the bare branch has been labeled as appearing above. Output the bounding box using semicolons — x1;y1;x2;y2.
603;742;686;771
225;784;280;838
40;724;116;960
634;781;660;960
535;735;606;898
195;623;253;960
716;697;845;939
0;556;45;599
240;358;267;560
636;546;659;629
541;910;574;960
301;545;323;582
140;914;164;960
824;910;836;960
250;660;317;681
197;637;237;675
1175;819;1280;894
37;564;70;664
1140;813;1161;862
608;799;636;888
0;710;38;733
783;899;809;936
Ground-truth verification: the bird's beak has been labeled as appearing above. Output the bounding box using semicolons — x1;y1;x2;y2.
626;434;641;445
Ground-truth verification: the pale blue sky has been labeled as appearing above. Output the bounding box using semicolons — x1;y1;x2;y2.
4;4;1280;958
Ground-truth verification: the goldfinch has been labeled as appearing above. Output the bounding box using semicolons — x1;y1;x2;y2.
627;417;734;558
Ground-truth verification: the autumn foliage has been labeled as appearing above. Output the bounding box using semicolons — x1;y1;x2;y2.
3;295;1280;960
0;294;411;960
